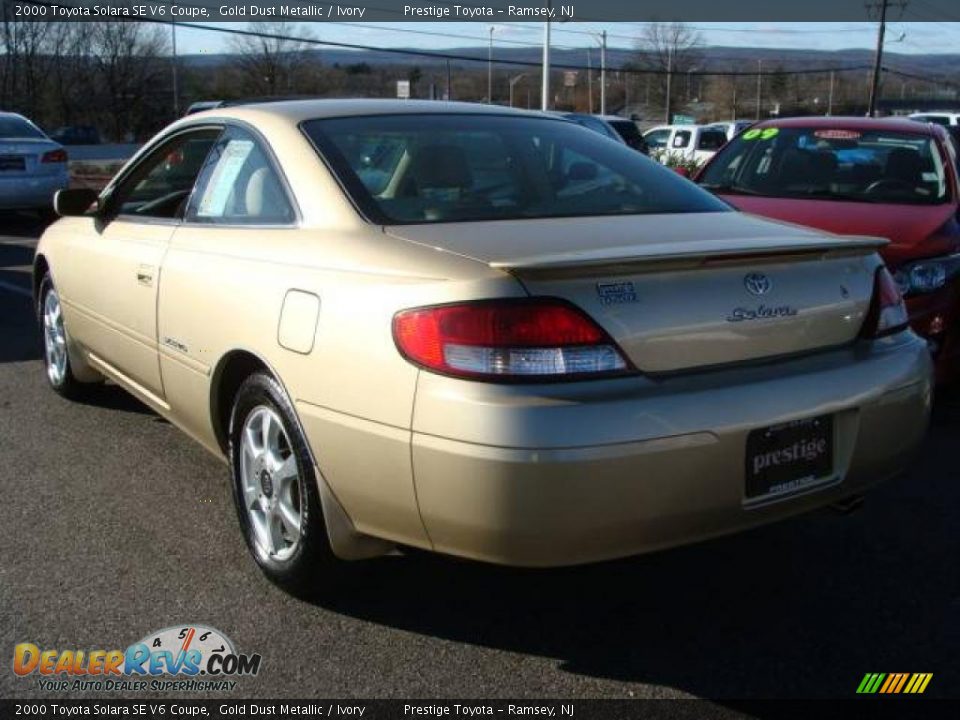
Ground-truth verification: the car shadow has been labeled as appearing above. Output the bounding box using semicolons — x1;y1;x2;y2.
298;411;959;699
0;238;36;268
0;211;50;241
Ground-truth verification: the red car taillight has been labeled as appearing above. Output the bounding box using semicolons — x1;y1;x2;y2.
41;149;67;163
861;267;910;338
392;299;632;381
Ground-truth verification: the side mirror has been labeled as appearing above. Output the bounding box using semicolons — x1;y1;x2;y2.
673;166;691;178
53;188;98;217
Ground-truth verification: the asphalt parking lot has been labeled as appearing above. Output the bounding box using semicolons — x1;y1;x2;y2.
0;212;958;702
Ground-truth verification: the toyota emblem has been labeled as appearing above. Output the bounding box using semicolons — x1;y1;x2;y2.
744;272;772;296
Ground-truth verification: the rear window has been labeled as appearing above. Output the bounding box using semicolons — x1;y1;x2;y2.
0;116;45;140
699;126;950;205
697;130;728;151
302;114;728;225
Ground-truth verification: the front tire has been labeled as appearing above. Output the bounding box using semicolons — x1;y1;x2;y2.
228;372;335;590
37;274;86;399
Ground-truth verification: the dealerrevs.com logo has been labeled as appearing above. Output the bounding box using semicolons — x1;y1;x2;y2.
13;625;262;693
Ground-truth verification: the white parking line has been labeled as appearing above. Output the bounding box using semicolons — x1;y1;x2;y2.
0;280;32;298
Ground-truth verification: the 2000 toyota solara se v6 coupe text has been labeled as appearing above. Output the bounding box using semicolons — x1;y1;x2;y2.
35;100;932;589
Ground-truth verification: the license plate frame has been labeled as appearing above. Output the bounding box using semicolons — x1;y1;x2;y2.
745;415;834;500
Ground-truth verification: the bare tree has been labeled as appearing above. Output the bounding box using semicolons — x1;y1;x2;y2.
89;22;169;140
0;16;53;118
46;23;95;127
230;22;316;96
636;22;702;122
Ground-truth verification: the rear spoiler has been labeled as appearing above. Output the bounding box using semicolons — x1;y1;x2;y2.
489;235;887;273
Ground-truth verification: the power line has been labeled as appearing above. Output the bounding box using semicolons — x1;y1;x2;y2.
18;1;891;80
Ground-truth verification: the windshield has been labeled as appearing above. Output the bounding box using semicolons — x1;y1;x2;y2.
302;114;728;224
0;116;45;140
699;126;950;205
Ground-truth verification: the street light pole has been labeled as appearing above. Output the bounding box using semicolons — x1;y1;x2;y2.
487;26;494;104
541;0;552;110
171;21;180;117
664;45;673;123
600;30;607;115
587;47;593;114
755;59;763;121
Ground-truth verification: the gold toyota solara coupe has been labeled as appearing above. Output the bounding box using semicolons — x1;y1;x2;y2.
35;100;932;589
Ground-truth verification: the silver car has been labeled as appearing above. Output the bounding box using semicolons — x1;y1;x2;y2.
0;112;70;212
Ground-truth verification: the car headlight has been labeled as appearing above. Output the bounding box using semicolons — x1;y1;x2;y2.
909;262;947;293
894;254;960;296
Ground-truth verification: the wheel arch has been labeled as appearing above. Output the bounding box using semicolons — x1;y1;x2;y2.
209;346;393;561
33;253;50;303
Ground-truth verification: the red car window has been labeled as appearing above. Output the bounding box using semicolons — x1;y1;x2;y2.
700;127;950;206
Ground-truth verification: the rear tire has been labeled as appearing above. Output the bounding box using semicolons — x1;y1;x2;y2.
37;274;86;400
228;372;335;591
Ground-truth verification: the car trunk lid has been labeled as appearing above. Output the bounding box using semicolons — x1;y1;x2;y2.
385;212;885;373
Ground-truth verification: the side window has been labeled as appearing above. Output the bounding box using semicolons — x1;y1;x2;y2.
644;129;670;149
187;126;295;225
672;131;692;149
111;129;221;219
698;130;728;151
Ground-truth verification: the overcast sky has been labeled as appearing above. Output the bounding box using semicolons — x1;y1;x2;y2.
173;21;960;57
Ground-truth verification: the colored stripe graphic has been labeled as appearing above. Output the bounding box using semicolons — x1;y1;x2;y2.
858;673;933;694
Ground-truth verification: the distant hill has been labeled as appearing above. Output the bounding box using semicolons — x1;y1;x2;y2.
181;44;960;77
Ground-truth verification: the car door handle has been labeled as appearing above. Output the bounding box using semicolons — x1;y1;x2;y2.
137;265;155;287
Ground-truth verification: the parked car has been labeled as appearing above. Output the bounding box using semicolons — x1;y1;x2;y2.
49;125;101;145
0;111;69;213
909;112;960;127
644;124;729;165
707;120;754;141
557;113;649;154
696;116;960;384
38;100;931;589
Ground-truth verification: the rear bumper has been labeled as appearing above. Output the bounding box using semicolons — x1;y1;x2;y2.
0;172;68;210
410;333;932;566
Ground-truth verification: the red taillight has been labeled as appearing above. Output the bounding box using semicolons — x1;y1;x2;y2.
861;267;910;338
392;299;631;381
41;149;67;164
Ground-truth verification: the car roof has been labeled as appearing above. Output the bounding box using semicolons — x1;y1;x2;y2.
191;98;542;124
753;115;940;136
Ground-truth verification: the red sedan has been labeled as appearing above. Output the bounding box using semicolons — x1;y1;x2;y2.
696;116;960;384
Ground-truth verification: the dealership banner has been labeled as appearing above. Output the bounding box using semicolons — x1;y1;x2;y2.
8;0;960;22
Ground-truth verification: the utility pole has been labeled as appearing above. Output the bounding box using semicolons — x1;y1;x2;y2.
867;0;888;116
664;46;673;123
446;60;452;101
171;21;180;117
600;30;607;115
732;79;738;120
541;0;552;110
487;26;494;104
867;0;908;117
755;59;763;121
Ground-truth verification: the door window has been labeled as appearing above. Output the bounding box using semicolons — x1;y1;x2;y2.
187;126;296;225
644;129;671;149
672;131;692;149
110;129;221;219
